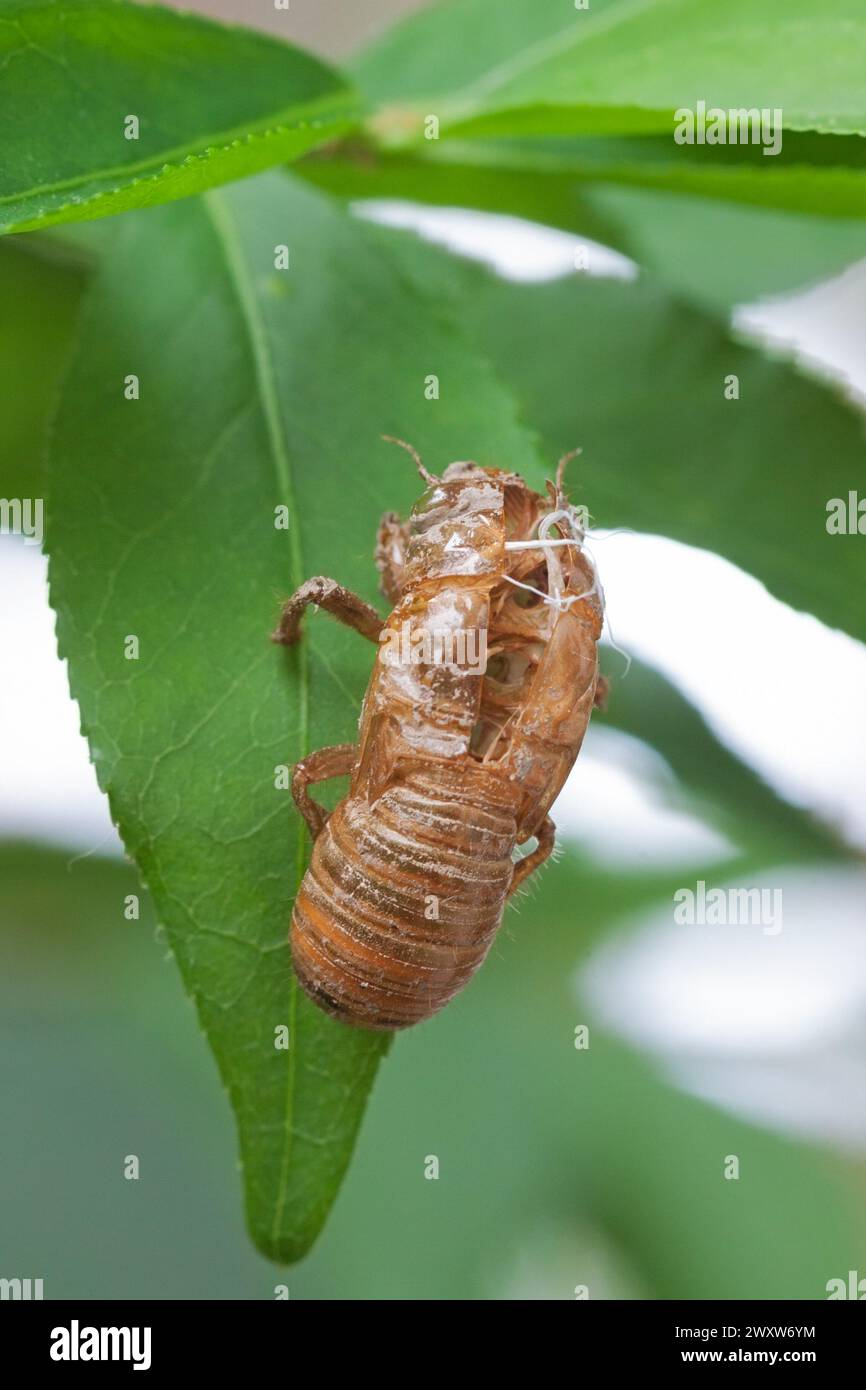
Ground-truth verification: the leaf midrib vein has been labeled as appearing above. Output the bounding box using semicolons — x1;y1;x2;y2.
449;0;663;107
203;187;305;1253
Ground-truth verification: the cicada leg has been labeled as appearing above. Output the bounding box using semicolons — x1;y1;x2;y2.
508;815;556;897
291;743;358;841
375;511;410;605
271;576;383;646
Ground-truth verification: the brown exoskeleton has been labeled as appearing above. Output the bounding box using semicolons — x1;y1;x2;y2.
272;441;605;1030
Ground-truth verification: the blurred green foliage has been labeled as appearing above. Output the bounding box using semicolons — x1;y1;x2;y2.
2;841;862;1299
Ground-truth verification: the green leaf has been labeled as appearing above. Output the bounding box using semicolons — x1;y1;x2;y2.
0;237;87;494
581;184;866;312
364;224;866;642
348;1;866;305
0;0;356;237
299;143;866;313
356;0;866;141
353;0;616;115
603;659;849;867
475;131;866;219
298;141;634;259
45;172;544;1262
452;270;866;645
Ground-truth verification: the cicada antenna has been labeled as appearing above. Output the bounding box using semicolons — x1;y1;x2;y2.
381;435;439;487
555;447;582;497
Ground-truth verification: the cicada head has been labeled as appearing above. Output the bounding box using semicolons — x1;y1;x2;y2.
401;466;505;588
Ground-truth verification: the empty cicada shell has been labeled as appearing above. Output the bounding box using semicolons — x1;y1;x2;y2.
272;443;605;1030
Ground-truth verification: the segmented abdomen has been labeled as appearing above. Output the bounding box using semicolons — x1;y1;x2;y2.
291;765;517;1030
